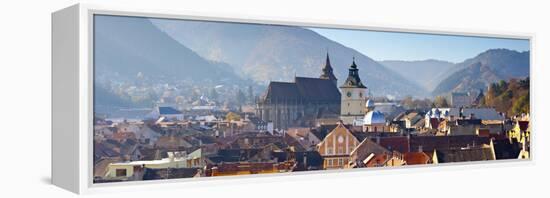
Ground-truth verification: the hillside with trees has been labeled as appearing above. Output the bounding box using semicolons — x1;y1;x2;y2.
478;77;530;116
399;95;449;110
432;49;530;96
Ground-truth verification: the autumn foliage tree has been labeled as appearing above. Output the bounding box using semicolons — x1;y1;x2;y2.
433;95;450;108
478;77;529;116
400;96;433;109
225;112;242;121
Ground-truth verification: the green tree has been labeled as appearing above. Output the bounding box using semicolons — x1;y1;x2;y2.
497;80;508;95
512;93;530;115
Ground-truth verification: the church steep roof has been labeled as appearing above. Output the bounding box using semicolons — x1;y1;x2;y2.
261;77;340;103
263;82;301;101
295;77;341;101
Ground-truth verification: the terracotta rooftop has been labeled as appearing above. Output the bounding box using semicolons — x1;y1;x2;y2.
403;152;431;165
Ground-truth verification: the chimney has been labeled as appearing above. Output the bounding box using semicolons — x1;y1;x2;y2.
418;145;423;153
376;136;381;144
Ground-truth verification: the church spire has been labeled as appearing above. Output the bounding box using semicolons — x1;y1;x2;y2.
320;52;338;85
325;52;332;68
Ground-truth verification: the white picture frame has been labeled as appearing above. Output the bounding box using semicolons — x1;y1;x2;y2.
52;3;534;194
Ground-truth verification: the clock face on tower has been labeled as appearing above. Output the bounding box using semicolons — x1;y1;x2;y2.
346;91;352;97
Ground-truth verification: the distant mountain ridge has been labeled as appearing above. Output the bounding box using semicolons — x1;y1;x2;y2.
379;59;455;92
151;19;428;98
94;15;529;102
94;15;244;84
432;49;530;95
94;15;250;108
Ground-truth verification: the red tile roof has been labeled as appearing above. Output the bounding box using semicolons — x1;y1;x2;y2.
478;129;490;137
403;152;431;165
366;154;389;167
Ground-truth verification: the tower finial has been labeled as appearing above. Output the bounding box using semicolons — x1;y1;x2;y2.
351;56;357;68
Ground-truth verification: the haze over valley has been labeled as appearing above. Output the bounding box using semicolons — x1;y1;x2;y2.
94;15;530;115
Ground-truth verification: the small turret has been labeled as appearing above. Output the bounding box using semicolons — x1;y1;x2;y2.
340;57;366;89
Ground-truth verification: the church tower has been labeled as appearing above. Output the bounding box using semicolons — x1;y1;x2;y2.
319;53;338;86
340;57;367;124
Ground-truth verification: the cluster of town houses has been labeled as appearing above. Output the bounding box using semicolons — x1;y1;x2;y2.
94;54;530;182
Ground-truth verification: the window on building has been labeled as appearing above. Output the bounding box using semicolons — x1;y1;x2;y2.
339;158;343;166
116;169;127;177
327;147;333;155
338;147;343;154
328;159;333;167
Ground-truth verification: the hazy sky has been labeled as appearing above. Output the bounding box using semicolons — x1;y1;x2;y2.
310;27;530;63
